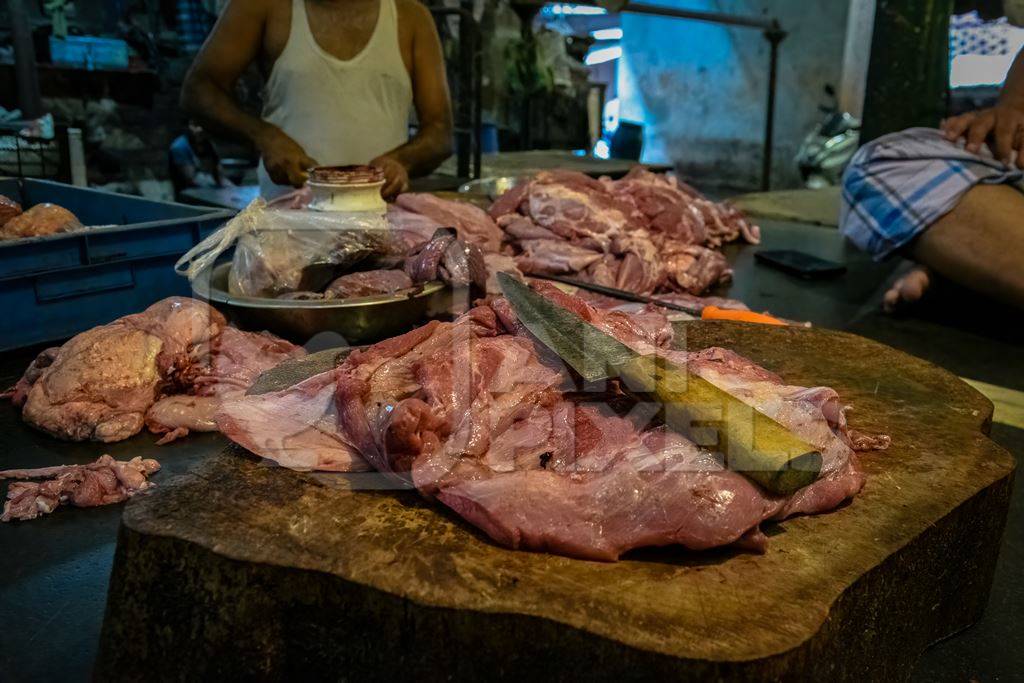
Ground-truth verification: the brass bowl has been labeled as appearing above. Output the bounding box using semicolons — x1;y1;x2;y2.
192;263;447;345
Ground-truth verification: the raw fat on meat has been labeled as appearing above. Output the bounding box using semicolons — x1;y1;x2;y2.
387;204;447;252
216;369;370;472
0;455;160;521
0;203;81;240
323;269;413;299
0;194;22;227
10;298;303;444
218;283;887;561
490;168;759;296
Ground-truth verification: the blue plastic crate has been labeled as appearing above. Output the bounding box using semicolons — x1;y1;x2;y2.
0;178;234;350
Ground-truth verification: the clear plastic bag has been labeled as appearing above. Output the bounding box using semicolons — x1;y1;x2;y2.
175;199;404;298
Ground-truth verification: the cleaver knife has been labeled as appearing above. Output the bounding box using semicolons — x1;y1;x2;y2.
498;272;821;496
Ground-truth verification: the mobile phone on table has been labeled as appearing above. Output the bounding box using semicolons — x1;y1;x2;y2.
754;250;846;279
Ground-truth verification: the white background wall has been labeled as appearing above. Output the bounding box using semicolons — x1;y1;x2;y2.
617;0;855;190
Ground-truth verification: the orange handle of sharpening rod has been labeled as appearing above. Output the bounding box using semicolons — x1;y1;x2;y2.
701;306;787;326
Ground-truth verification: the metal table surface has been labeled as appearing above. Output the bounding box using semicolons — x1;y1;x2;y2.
0;219;1020;681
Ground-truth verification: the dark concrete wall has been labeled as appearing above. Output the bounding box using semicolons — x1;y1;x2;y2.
617;0;854;190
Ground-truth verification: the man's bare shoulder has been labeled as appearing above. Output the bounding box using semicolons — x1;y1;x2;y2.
395;0;435;28
219;0;279;23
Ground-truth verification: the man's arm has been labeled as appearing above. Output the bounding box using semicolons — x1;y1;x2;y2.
942;47;1024;166
180;0;317;187
371;1;454;197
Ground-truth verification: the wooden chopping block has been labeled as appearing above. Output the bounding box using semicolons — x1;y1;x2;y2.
95;323;1015;681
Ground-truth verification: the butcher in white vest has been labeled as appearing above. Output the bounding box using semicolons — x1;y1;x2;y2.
181;0;453;199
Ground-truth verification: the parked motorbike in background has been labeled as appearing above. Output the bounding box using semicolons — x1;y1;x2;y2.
796;85;861;189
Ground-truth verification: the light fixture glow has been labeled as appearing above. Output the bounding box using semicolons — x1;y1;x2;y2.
585;45;622;66
591;28;623;40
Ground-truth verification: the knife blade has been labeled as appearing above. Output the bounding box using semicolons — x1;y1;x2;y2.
498;272;821;495
530;273;786;326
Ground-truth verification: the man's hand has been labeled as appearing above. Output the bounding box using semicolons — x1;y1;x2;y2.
370;154;410;199
941;100;1024;167
257;126;318;188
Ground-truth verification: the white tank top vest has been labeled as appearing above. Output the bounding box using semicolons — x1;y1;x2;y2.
258;0;413;198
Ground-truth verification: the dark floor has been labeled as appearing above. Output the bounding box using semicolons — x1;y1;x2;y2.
0;219;1021;681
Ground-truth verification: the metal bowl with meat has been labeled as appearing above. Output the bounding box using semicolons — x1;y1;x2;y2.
192;262;448;344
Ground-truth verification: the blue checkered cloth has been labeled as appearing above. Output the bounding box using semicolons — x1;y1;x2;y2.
840;127;1024;260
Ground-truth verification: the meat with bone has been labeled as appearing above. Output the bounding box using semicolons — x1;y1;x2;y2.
1;455;160;522
10;298;303;443
323;269;413;299
218;283;886;561
0;203;82;240
491;168;758;296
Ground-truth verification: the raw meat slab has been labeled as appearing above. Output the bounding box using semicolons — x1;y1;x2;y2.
96;323;1015;681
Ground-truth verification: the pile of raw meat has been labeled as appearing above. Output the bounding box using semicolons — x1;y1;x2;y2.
216;283;888;561
7;297;303;444
489;168;760;295
0;195;82;241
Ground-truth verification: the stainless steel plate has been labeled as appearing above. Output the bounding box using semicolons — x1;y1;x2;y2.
192;263;447;345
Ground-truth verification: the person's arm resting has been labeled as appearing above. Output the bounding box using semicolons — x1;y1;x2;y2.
371;2;454;197
180;0;316;187
941;47;1024;166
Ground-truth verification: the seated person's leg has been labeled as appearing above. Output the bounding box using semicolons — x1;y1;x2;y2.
908;183;1024;310
840;127;1024;310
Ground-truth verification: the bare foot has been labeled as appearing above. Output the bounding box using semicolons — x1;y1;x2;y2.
883;266;932;312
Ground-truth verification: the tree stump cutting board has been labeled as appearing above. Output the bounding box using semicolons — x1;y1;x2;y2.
95;323;1015;681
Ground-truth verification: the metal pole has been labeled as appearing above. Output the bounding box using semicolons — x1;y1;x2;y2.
762;23;786;192
9;0;43;119
622;2;777;31
472;19;483;179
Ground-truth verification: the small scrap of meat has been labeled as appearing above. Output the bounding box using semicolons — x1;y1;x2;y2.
1;455;160;522
0;203;81;240
323;269;413;299
277;291;325;301
848;429;892;452
0;194;22;227
11;298;304;443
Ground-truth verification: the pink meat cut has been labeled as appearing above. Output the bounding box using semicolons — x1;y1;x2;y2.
10;298;303;444
490;168;759;296
395;193;504;253
218;282;887;561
